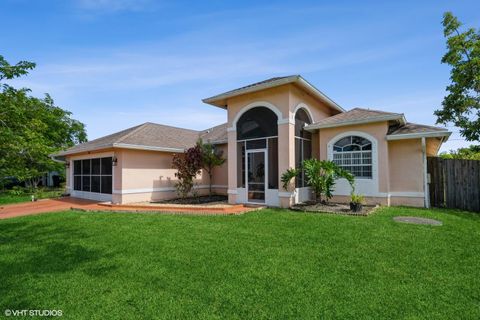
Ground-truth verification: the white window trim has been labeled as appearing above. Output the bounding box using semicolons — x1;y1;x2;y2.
327;131;379;196
228;101;288;131
292;103;314;123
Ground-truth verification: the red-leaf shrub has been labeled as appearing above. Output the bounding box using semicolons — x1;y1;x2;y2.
172;145;203;198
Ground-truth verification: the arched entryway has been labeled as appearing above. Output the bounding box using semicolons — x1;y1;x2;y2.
236;107;278;203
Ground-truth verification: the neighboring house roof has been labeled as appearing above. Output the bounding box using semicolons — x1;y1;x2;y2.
386;122;451;140
305;108;406;130
55;122;228;156
202;75;345;113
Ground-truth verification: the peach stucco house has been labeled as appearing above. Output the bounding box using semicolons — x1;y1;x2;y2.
54;75;451;208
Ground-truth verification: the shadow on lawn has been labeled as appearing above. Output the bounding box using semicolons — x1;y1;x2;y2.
0;220;117;309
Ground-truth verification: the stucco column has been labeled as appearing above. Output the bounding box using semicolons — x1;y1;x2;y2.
278;121;296;208
65;160;71;194
112;150;122;204
227;129;237;204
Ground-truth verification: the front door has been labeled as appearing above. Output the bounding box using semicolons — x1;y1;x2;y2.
246;150;266;203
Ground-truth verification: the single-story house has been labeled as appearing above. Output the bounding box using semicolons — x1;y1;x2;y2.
54;75;451;208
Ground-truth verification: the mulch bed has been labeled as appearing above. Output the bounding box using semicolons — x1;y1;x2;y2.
291;202;379;216
153;195;228;205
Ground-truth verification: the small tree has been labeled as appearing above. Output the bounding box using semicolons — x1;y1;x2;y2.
282;159;354;204
172;145;203;198
197;139;226;197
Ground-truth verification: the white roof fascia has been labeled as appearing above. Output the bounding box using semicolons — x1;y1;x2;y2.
112;143;184;153
386;131;452;141
55;144;114;156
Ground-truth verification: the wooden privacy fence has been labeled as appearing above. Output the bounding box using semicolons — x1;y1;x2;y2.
427;157;480;212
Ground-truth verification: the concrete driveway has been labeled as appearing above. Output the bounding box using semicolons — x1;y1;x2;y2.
0;197;100;220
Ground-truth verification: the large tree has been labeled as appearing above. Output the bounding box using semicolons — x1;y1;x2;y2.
0;55;87;188
435;12;480;141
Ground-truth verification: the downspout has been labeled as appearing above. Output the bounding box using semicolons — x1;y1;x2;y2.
421;137;430;208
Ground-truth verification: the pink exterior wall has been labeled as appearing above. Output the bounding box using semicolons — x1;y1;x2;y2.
226;85;291;124
388;139;424;193
120;149;178;190
118;148;228;203
426;137;443;156
288;84;339;120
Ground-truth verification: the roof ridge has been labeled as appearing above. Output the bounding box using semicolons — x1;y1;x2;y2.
143;121;201;133
116;122;151;144
81;123;145;145
350;107;403;115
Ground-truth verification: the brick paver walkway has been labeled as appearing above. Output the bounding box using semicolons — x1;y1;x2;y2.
0;197;257;220
0;198;99;220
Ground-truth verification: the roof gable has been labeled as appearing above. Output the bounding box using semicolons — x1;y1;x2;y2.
202;75;344;113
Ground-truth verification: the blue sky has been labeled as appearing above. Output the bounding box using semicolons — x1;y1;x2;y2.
2;0;479;151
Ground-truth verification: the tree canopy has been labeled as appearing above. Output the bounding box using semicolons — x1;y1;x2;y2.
435;12;480;142
439;145;480;160
0;54;87;188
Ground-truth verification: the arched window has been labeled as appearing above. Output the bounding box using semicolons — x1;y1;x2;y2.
332;136;372;178
237;107;278;140
295;109;312;187
236;107;278;190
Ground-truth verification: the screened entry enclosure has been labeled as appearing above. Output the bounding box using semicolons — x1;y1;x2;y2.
71;157;113;201
236;107;278;204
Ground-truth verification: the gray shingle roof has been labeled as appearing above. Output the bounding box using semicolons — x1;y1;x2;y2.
199;123;228;143
306;108;405;130
387;122;448;136
56;122;227;156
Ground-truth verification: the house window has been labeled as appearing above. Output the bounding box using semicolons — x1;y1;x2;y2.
332;136;372;178
73;157;113;194
295;109;312;187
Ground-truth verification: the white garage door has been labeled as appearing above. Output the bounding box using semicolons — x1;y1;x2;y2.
71;157;113;202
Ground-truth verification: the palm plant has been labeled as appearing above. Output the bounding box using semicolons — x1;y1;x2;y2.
282;159;354;204
281;167;300;191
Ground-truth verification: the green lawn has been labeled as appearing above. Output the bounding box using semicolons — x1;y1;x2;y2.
0;207;479;319
0;189;63;205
